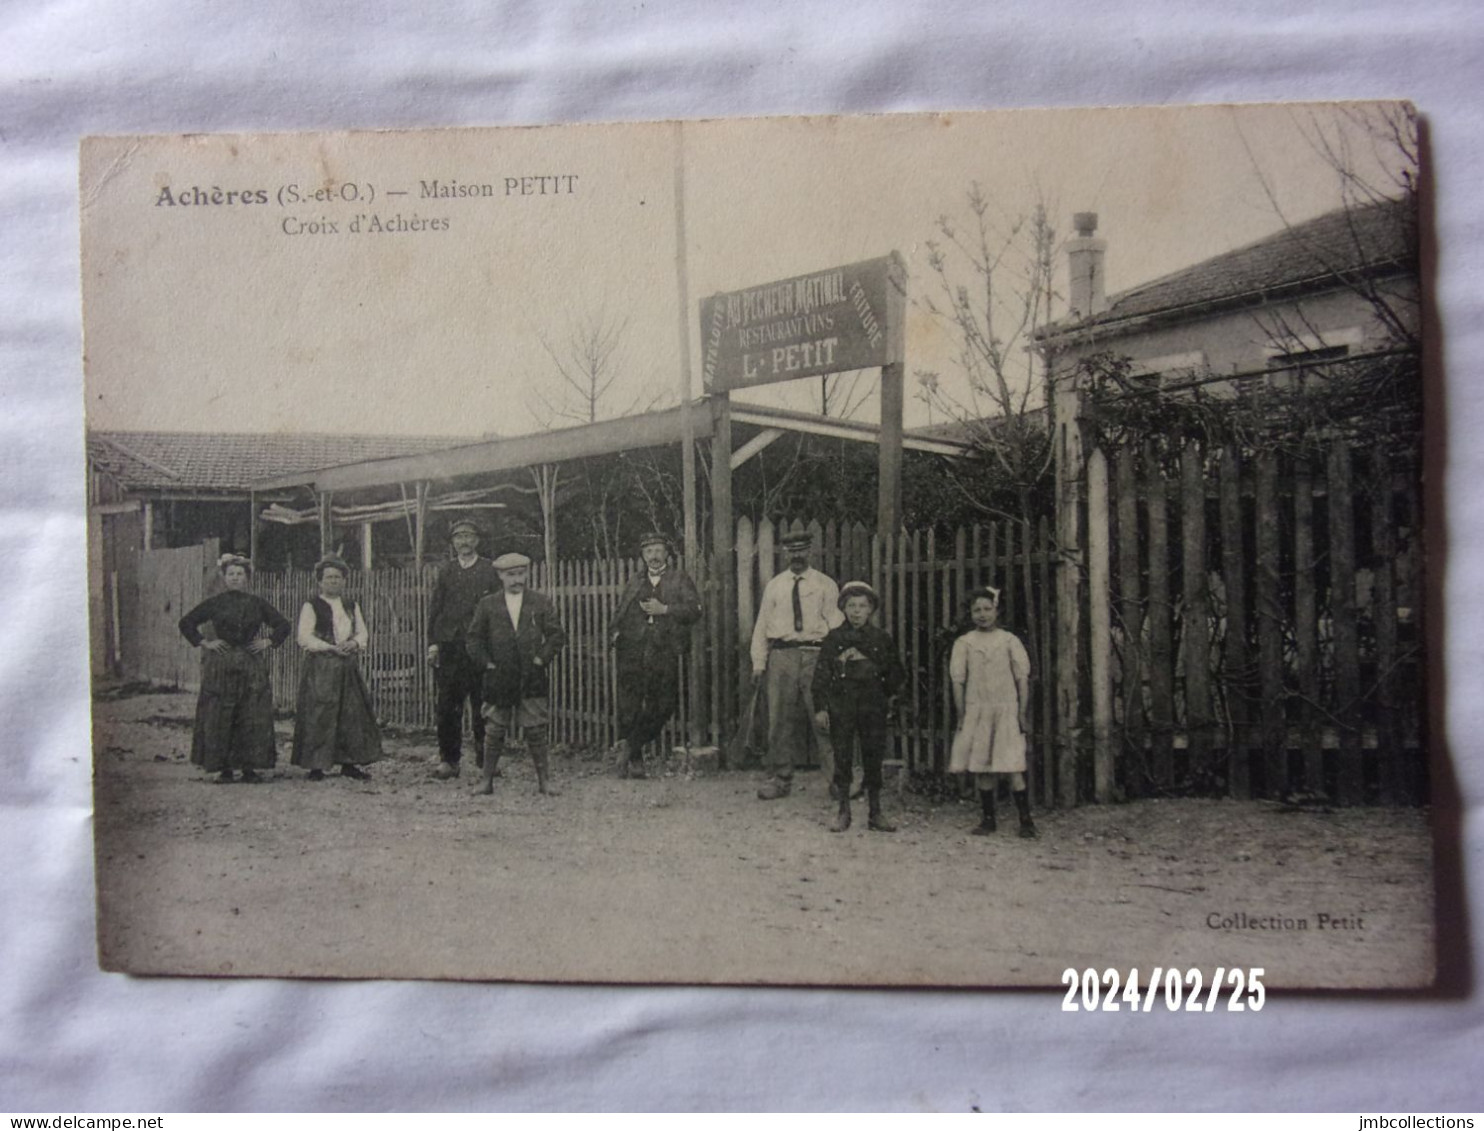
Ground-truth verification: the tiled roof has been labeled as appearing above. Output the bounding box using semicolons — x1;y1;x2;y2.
1045;198;1415;337
87;431;478;492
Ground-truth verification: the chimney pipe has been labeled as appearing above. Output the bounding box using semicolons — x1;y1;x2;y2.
1066;212;1107;320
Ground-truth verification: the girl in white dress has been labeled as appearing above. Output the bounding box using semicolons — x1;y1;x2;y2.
948;587;1036;837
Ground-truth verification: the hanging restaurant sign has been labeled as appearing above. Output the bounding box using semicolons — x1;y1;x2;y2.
700;253;903;392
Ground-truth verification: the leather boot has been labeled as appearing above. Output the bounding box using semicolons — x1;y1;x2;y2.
477;728;504;795
973;788;996;835
830;797;852;833
866;788;896;833
529;729;559;796
1014;788;1037;838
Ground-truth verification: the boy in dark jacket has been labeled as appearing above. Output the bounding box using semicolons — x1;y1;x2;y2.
812;581;906;833
466;552;567;796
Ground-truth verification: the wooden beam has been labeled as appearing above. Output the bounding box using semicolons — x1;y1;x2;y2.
729;427;784;470
413;481;428;567
253;402;717;492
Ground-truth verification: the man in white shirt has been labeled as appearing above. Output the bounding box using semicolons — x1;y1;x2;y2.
749;530;843;800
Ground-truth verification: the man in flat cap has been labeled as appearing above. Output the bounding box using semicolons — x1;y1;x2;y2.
749;530;842;799
426;519;500;780
466;552;567;796
609;532;702;778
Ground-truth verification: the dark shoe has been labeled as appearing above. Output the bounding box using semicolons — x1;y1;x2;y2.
340;764;370;781
757;777;792;800
475;781;494;796
1013;789;1036;838
307;769;324;782
971;818;996;836
830;801;852;833
532;749;560;796
215;769;236;784
433;760;460;780
867;789;896;833
239;769;262;784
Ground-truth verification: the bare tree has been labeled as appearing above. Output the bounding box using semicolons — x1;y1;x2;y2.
523;306;673;560
1237;103;1420;357
529;306;662;427
912;183;1061;523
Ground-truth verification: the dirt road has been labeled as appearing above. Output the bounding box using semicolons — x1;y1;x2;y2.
92;689;1435;989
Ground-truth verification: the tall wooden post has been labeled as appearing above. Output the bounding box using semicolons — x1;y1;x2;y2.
248;491;258;568
877;251;908;537
317;491;332;557
412;480;429;568
711;394;736;739
672;120;701;749
1053;388;1086;808
1087;446;1113;801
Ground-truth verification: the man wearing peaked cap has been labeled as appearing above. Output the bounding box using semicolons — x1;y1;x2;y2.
609;531;702;778
466;550;566;797
749;529;842;800
426;519;500;780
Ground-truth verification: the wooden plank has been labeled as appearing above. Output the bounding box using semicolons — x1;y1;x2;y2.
1219;445;1250;798
1329;442;1363;805
1088;447;1113;802
1372;448;1401;805
1293;458;1321;793
905;529;919;770
1038;515;1054;809
1115;446;1143;797
1181;441;1211;788
945;527;963;773
923;528;938;769
1146;442;1174;791
1255;450;1285;798
1400;465;1424;804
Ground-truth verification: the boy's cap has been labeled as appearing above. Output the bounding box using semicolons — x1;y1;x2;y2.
837;580;880;610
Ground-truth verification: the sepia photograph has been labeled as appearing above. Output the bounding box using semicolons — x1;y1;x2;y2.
82;103;1430;988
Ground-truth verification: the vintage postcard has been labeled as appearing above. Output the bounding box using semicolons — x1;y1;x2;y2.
83;104;1431;988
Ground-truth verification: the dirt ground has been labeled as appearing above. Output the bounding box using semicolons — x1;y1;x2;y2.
90;687;1436;989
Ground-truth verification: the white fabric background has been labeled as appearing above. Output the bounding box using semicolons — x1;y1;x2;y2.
2;0;1481;1112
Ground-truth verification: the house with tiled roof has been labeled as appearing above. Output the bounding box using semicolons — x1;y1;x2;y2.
88;430;478;562
1035;197;1419;397
87;430;486;675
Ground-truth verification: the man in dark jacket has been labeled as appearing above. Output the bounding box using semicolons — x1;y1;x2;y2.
466;552;567;796
609;532;702;778
813;581;906;833
426;519;500;780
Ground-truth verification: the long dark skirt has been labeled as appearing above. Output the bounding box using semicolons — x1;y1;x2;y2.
291;652;384;770
190;648;278;772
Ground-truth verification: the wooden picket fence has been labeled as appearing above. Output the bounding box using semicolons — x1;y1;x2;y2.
732;516;1061;807
121;436;1424;807
1099;437;1425;805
